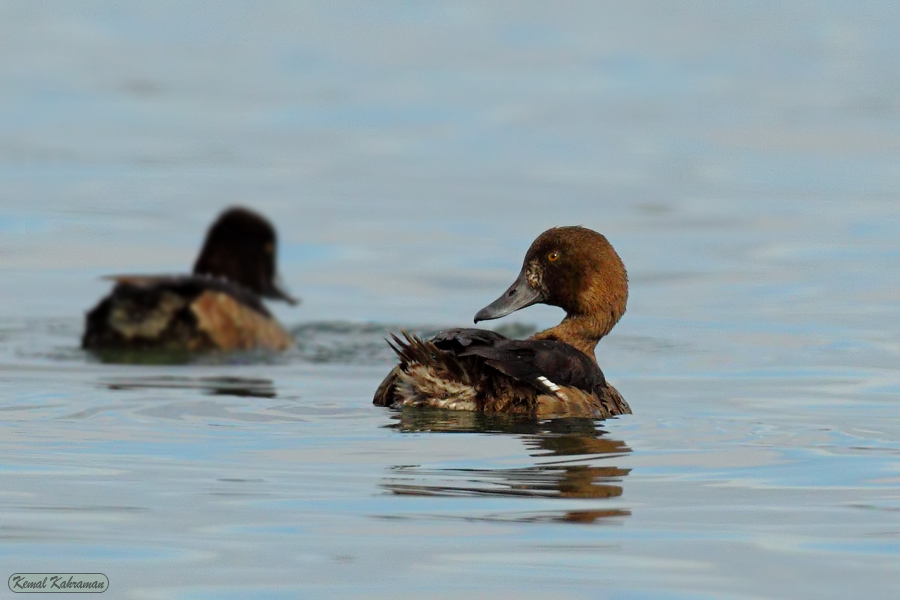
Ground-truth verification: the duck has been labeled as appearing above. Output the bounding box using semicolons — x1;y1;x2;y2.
82;207;298;353
373;226;630;419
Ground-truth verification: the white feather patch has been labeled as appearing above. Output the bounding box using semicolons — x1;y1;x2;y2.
537;375;569;401
537;375;561;392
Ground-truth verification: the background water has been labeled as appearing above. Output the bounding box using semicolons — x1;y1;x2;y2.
2;2;900;598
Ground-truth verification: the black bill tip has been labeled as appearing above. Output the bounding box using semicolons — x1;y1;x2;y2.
264;273;300;306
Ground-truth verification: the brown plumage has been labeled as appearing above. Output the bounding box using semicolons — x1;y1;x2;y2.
82;207;297;353
374;226;631;419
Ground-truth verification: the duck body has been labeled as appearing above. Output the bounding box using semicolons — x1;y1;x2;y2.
82;207;297;353
374;226;631;419
82;274;292;351
374;328;629;418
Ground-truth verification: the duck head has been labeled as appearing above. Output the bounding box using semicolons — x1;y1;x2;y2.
475;226;627;341
193;207;298;305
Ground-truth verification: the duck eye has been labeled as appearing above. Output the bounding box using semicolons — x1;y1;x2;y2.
548;251;560;262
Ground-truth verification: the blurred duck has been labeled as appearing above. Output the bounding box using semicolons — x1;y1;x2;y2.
82;207;297;352
374;226;630;419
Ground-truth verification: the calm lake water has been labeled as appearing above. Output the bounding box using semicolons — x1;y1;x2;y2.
2;3;900;598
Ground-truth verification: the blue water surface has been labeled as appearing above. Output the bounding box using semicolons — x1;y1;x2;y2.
1;2;899;598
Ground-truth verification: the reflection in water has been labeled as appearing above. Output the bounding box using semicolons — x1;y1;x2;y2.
382;408;631;523
84;346;295;366
101;376;277;398
86;347;195;365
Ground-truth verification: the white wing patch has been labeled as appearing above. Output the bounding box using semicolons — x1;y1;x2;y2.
536;375;566;399
536;375;560;392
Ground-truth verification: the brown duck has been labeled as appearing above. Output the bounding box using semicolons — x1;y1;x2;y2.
82;207;297;353
374;226;630;419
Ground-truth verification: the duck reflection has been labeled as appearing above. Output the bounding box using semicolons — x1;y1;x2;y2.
101;375;277;398
381;408;631;523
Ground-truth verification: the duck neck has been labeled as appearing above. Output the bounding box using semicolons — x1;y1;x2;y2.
532;313;614;359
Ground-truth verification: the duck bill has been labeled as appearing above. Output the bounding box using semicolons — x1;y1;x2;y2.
263;273;300;306
474;269;543;323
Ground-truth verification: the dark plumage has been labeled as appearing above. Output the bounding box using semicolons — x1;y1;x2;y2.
82;207;297;353
374;226;631;419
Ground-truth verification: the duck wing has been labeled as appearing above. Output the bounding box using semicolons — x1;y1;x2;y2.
430;328;606;396
461;338;605;397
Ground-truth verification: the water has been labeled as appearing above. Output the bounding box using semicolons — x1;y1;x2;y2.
2;2;900;598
